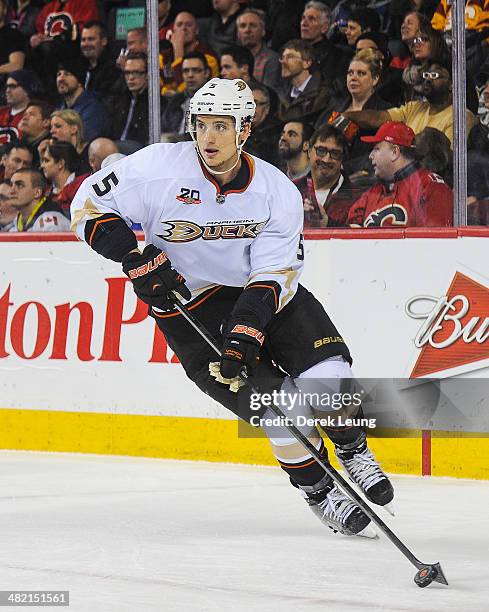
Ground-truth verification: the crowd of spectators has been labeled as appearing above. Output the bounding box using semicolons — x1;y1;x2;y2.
0;0;488;232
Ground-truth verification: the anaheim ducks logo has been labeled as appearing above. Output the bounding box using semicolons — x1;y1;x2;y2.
364;204;408;227
156;220;266;243
236;80;247;91
44;12;74;37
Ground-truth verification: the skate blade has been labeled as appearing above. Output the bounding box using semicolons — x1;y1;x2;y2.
383;502;395;516
356;524;378;539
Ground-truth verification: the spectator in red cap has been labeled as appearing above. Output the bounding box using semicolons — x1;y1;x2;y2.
347;121;453;227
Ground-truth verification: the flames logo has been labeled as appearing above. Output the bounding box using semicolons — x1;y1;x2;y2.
156;220;266;243
364;204;408;227
44;12;74;37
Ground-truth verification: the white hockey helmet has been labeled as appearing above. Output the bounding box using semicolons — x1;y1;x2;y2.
186;78;256;135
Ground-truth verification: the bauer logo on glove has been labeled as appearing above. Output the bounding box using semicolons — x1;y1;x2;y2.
220;319;265;379
122;244;191;310
230;324;265;345
126;252;168;279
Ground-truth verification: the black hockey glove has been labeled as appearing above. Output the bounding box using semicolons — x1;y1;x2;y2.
220;319;265;379
122;244;191;310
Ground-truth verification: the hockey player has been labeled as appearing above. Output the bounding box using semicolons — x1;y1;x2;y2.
71;78;393;538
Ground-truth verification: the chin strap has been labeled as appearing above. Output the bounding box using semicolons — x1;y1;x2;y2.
192;132;245;176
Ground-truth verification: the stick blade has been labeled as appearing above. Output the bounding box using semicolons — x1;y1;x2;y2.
432;562;449;585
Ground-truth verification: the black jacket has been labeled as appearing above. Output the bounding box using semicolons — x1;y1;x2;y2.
161;92;189;134
84;49;122;99
311;37;352;90
244;115;282;167
109;88;151;145
278;73;331;125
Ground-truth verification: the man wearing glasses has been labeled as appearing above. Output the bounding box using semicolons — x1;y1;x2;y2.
0;70;36;143
295;125;358;227
277;39;330;125
161;52;211;136
110;52;164;148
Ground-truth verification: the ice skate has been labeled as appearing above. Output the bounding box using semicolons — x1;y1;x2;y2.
335;442;394;511
303;480;377;538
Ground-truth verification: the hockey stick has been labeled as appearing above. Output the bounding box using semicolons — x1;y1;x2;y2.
170;291;448;588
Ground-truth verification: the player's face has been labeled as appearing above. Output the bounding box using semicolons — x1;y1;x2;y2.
278;122;306;159
195;115;241;169
346;20;363;46
309;136;343;183
300;8;328;42
347;60;378;98
369;141;397;180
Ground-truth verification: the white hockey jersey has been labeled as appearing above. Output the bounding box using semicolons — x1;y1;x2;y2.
71;142;304;310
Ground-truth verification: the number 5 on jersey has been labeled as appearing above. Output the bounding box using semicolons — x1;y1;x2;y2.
92;172;119;197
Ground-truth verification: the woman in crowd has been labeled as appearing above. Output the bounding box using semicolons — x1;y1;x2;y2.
40;140;88;215
50;109;91;174
403;22;478;110
314;49;390;177
402;23;449;100
355;31;403;105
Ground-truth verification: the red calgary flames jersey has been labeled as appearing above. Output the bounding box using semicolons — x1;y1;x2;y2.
347;163;453;228
36;0;99;38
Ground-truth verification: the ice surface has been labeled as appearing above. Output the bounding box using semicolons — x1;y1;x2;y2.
0;451;488;612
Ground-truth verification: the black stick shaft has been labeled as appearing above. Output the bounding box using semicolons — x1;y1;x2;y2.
171;294;435;572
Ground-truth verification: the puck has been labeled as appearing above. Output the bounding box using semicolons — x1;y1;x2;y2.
414;565;438;588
